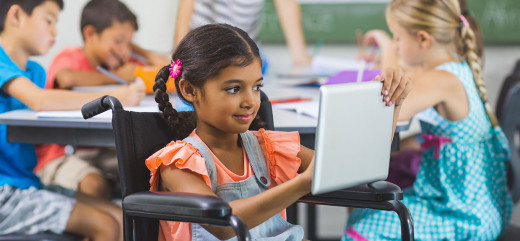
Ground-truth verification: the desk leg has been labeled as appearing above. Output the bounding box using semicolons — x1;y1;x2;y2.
391;133;400;151
299;133;319;239
287;204;298;224
307;204;317;240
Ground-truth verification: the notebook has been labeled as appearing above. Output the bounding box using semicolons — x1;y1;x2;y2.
322;69;381;85
311;81;395;195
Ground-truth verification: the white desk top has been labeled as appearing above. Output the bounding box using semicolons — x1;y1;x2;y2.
0;79;413;133
0;107;317;132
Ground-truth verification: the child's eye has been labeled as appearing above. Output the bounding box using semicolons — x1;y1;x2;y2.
226;86;240;94
253;83;263;91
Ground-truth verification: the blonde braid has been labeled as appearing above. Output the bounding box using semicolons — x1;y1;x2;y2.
460;23;499;127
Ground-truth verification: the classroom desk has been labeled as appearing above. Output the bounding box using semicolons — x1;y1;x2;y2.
0;82;409;149
0;107;318;147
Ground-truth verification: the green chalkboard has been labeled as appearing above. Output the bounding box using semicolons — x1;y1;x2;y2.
472;0;520;43
258;0;520;44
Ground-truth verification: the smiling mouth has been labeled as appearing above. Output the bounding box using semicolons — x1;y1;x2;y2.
233;114;253;124
110;49;125;66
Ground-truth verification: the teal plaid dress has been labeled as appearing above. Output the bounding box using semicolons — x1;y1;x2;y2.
343;62;513;241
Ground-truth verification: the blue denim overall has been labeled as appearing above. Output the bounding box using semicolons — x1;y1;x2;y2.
184;131;304;241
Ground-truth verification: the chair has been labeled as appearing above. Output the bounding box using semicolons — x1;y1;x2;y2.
496;59;520;121
81;91;414;241
496;65;520;240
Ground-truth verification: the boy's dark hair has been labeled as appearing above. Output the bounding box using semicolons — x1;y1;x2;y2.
0;0;64;33
80;0;138;39
153;24;263;139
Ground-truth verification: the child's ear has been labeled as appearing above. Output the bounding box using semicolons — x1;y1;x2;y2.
178;79;198;103
6;5;25;29
83;25;98;43
416;30;432;48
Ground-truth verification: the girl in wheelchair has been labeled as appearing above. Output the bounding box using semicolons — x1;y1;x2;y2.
146;23;411;241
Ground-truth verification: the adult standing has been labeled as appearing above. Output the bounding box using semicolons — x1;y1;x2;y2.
173;0;311;66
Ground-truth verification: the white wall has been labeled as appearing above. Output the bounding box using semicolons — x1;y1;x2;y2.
33;0;179;68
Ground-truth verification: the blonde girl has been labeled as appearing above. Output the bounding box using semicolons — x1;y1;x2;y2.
344;0;512;240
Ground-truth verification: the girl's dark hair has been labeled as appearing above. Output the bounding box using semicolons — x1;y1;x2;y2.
0;0;64;33
153;24;263;139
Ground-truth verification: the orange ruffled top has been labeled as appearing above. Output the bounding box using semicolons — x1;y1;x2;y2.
146;129;301;241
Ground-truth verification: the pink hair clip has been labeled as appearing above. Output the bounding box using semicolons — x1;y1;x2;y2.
169;59;182;79
459;15;470;28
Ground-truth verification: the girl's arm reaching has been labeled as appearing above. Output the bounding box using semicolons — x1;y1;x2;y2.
376;68;412;136
362;30;399;70
396;70;469;122
362;31;467;122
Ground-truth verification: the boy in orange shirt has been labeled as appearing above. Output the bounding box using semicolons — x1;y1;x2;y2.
35;0;154;199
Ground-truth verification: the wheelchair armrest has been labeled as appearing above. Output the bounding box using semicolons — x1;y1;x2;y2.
0;233;82;241
81;95;122;119
298;181;403;209
123;191;232;226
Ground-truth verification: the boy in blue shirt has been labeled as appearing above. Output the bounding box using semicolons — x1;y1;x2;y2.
0;0;144;239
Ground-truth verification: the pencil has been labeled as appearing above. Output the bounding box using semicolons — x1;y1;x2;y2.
356;59;366;83
270;97;312;104
96;66;128;85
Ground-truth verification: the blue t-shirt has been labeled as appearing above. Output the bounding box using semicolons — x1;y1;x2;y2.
0;45;46;189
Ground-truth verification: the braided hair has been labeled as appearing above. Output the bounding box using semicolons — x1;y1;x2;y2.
153;24;265;139
388;0;499;127
458;0;483;59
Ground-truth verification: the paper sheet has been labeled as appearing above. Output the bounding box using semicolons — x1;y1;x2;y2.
71;84;121;92
311;56;364;76
37;105;159;119
272;100;320;119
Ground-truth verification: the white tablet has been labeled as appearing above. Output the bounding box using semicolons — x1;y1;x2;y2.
312;81;395;195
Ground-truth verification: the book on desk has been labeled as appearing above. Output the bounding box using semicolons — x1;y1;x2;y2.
273;55;382;119
276;56;380;86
